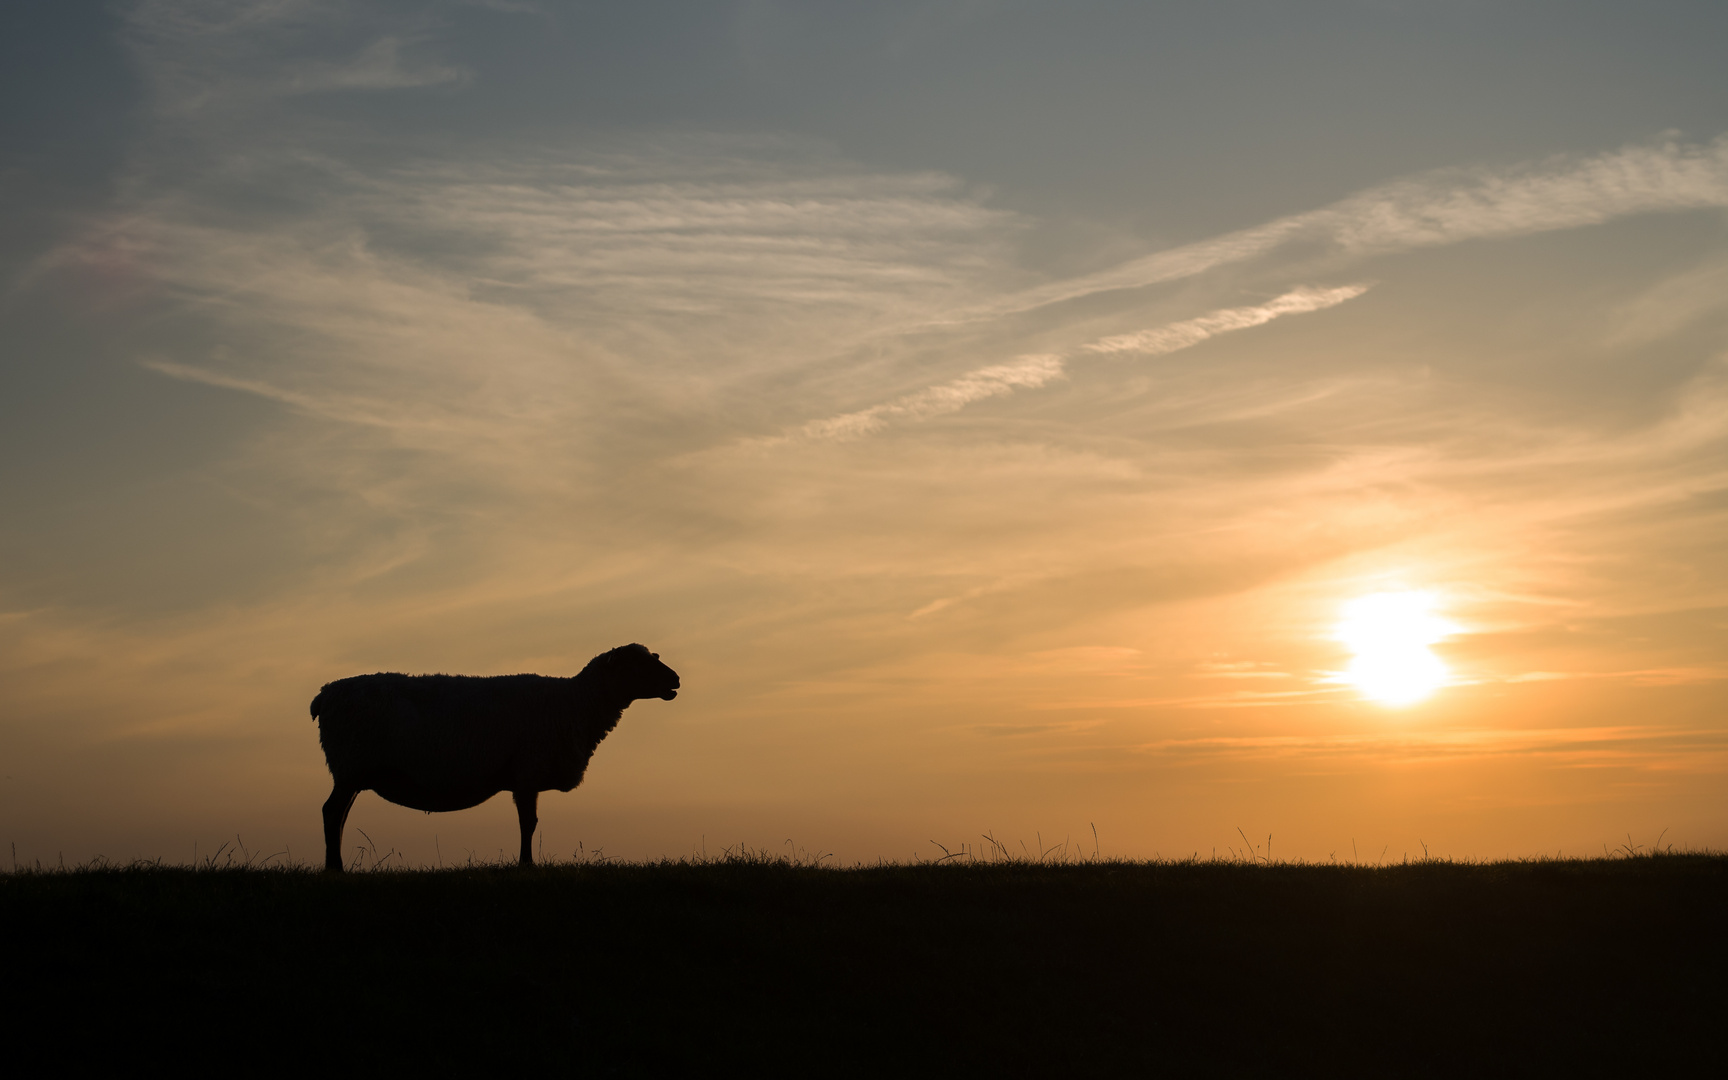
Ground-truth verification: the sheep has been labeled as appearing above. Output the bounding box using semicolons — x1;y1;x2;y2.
310;643;679;871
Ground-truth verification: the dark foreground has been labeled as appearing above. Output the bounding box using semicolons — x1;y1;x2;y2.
6;855;1724;1075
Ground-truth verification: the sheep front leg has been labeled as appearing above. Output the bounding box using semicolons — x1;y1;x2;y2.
322;783;360;872
513;790;538;867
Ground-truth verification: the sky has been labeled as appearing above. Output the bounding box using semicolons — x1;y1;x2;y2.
4;0;1728;867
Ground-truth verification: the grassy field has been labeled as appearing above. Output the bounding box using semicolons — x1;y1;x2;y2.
5;850;1723;1075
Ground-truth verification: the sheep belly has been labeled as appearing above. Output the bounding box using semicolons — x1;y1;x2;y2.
369;775;502;814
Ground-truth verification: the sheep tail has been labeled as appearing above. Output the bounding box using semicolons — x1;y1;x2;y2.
310;689;326;720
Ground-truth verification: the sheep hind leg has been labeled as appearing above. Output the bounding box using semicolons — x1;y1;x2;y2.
513;790;538;867
322;783;360;872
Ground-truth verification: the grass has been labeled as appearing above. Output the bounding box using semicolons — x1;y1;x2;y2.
4;844;1724;1075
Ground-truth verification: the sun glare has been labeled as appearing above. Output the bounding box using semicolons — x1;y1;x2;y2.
1336;590;1455;707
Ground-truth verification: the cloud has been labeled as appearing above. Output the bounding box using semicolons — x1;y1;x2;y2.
1606;254;1728;347
796;355;1066;440
1081;285;1370;358
751;125;1728;443
141;358;327;411
959;135;1728;320
69;6;1728;680
787;285;1369;441
401;159;1017;327
284;36;468;93
126;0;469;116
1504;668;1728;685
94;154;1029;498
1136;726;1727;765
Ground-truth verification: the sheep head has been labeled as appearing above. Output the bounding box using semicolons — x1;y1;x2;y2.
590;643;681;702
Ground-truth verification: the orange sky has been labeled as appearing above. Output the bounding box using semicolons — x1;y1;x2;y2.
4;1;1727;866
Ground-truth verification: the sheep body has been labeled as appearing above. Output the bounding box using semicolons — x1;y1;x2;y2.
314;674;595;809
310;643;679;870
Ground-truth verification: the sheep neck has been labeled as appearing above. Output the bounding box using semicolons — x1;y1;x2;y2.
568;669;633;743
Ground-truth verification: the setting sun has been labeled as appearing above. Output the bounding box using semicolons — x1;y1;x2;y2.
1337;591;1456;707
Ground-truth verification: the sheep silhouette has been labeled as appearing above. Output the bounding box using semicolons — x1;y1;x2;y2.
310;643;680;871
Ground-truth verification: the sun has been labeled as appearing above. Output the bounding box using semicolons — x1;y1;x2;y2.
1336;590;1455;706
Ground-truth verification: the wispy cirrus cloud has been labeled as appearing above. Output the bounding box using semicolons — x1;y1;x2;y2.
1081;285;1369;357
1137;725;1728;767
61;9;1728;697
111;148;1024;476
787;285;1370;441
126;0;469;113
284;35;467;93
795;355;1067;441
957;135;1728;320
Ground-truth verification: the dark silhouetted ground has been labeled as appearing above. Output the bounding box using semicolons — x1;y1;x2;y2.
5;853;1723;1075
